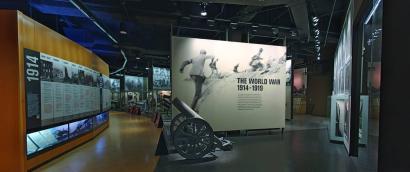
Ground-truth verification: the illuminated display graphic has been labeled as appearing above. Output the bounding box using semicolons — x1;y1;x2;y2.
153;67;171;89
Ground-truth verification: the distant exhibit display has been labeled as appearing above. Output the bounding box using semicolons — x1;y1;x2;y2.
124;75;144;92
110;78;121;109
24;49;110;155
285;60;292;119
172;37;286;131
110;78;120;93
153;67;171;90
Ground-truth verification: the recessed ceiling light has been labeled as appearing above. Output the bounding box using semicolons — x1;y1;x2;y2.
201;11;207;16
120;22;127;35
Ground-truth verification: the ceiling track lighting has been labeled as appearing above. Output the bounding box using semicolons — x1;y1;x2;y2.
69;0;127;74
311;16;321;61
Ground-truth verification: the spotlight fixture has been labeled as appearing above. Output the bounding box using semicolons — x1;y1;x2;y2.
312;16;319;23
200;2;208;16
311;15;321;61
119;22;127;35
145;67;150;70
136;57;141;60
201;11;207;16
290;31;297;37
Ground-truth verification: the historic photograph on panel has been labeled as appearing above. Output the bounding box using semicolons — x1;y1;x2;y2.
51;58;65;83
62;61;73;84
70;63;79;84
103;75;110;89
84;69;94;86
124;75;144;92
40;54;54;82
153;67;171;89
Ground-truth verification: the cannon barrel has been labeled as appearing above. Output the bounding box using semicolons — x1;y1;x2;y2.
172;98;203;119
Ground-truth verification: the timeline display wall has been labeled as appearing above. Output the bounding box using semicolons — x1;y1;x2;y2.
24;49;110;131
0;11;111;171
153;67;171;90
172;37;286;131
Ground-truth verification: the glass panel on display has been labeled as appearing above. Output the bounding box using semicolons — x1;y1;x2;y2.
329;1;354;154
24;49;103;131
153;67;171;90
360;0;383;142
94;112;109;127
26;124;69;155
69;118;93;138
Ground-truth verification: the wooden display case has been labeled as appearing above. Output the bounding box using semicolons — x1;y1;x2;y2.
0;10;110;172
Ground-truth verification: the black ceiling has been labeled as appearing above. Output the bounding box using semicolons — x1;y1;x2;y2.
1;0;349;75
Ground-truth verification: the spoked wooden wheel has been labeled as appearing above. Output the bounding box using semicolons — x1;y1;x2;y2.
172;118;214;159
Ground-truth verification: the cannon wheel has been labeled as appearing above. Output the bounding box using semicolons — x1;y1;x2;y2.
170;113;190;136
173;118;214;159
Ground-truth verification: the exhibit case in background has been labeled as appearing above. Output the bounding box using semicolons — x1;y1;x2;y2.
285;60;292;120
292;67;307;114
329;95;368;145
0;10;110;172
110;78;121;110
123;75;148;111
152;66;172;120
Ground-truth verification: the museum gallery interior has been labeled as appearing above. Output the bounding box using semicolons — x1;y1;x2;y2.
0;0;409;172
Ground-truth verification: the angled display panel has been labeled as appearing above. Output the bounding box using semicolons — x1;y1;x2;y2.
68;118;93;138
94;112;109;127
26;124;69;156
329;1;356;155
